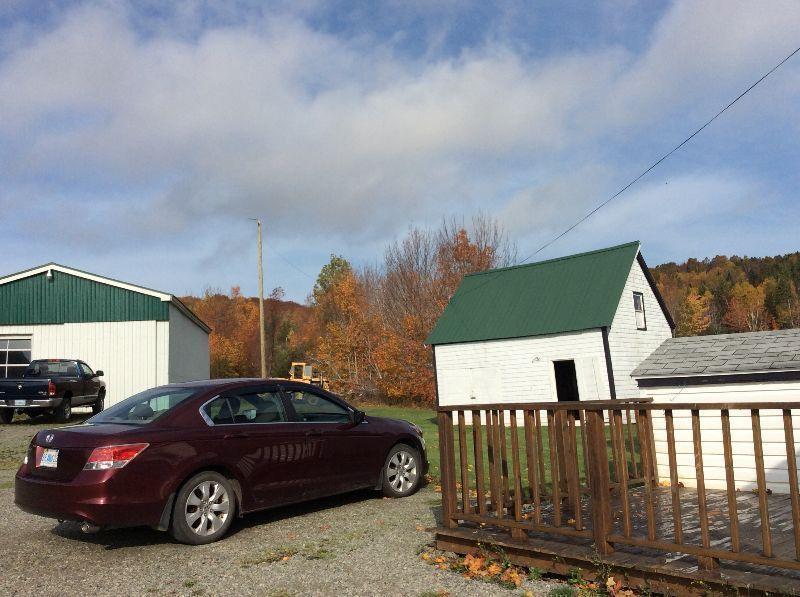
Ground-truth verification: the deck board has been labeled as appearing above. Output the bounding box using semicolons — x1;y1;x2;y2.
441;486;800;594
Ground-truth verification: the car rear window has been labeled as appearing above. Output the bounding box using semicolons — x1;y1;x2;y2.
88;387;198;425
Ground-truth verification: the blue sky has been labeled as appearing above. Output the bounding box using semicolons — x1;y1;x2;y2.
1;1;799;302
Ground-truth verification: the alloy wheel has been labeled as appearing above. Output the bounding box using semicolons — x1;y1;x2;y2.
386;450;418;494
184;480;231;536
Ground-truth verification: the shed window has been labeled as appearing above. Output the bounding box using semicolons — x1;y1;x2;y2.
633;292;646;330
0;338;31;379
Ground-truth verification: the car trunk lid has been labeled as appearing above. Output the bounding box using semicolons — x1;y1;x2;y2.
28;424;146;482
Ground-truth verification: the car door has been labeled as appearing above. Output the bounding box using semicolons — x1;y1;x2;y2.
282;386;381;498
201;386;311;510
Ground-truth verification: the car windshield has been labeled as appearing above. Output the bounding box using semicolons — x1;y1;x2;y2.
88;386;198;426
23;361;78;377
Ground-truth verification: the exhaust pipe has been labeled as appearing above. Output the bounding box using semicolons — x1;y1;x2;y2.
80;522;101;534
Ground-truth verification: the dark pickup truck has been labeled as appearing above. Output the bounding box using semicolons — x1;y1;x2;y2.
0;359;105;424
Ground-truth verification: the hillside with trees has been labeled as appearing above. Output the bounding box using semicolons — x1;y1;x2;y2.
184;224;799;406
652;253;800;336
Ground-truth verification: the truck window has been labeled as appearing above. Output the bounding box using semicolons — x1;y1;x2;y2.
24;361;78;377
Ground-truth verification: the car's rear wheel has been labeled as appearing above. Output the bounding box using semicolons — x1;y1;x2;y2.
0;409;13;424
170;471;235;545
92;391;105;415
54;397;71;423
381;443;422;498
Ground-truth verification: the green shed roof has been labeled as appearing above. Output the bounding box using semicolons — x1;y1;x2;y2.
426;241;643;345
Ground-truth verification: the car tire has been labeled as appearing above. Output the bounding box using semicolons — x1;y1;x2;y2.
0;409;13;424
381;443;422;498
92;391;105;415
170;471;236;545
54;397;72;423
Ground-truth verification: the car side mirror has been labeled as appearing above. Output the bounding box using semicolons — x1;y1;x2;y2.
352;410;365;425
95;371;104;377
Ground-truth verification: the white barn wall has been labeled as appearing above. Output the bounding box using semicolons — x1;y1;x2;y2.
608;259;673;399
645;381;800;494
168;304;210;383
435;329;611;416
0;321;169;406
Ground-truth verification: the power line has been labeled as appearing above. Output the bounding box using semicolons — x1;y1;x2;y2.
436;42;800;328
270;245;317;280
520;43;800;264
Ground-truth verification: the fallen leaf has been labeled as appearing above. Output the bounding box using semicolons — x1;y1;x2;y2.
500;567;523;587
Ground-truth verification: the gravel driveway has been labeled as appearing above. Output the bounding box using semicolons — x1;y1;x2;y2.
0;416;558;597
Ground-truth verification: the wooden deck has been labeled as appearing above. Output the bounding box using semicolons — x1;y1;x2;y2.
435;400;800;595
438;486;800;594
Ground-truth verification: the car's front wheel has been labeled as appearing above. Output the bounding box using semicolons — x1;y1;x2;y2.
170;472;235;545
381;443;422;498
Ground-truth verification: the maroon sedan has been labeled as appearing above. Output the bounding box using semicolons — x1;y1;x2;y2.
15;379;427;544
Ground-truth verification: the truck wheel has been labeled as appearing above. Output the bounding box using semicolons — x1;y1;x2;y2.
92;391;105;415
54;397;72;423
0;409;13;424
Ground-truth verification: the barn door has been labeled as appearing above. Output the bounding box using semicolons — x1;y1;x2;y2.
553;360;580;402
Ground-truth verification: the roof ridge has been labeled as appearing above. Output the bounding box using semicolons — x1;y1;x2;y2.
464;241;640;278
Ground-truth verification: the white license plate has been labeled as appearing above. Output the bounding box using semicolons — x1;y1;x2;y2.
40;448;59;468
14;400;26;407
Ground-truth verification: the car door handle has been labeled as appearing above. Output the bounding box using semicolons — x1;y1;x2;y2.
305;431;325;437
224;433;250;439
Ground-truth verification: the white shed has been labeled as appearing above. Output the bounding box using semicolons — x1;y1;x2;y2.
633;329;800;493
0;263;211;406
426;242;674;410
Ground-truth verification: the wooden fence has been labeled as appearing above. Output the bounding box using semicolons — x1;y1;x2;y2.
436;399;800;573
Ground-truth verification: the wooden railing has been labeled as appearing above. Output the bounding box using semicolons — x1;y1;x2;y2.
437;399;800;573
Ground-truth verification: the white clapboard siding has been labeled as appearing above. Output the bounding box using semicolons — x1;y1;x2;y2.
607;259;673;399
646;382;800;494
435;328;610;407
0;321;169;405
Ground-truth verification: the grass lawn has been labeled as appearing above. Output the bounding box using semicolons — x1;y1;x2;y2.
364;405;641;491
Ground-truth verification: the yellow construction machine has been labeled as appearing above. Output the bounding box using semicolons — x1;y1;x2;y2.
287;362;330;390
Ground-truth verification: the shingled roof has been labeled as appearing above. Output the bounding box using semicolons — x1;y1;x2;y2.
631;328;800;379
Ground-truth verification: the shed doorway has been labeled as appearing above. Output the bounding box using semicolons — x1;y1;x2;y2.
553;360;580;402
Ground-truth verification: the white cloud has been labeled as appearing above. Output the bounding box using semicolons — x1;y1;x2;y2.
1;0;800;299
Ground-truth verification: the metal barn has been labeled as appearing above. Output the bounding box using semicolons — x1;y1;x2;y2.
0;263;210;405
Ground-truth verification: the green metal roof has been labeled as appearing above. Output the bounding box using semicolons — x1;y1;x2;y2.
0;263;210;332
426;241;642;345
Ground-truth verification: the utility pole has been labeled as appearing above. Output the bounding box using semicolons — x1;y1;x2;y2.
252;218;267;378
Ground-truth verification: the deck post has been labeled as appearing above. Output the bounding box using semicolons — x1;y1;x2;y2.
586;408;614;555
437;410;457;528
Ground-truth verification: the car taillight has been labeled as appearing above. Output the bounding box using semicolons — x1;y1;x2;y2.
47;381;56;397
84;443;149;470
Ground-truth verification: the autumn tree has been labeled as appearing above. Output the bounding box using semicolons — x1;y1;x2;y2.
370;215;516;404
675;289;712;337
722;281;771;332
764;274;800;329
